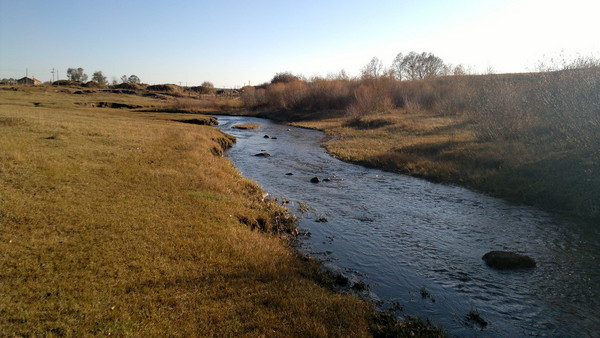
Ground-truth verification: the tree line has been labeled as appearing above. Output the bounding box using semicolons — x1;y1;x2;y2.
241;51;600;150
241;51;466;114
65;68;140;85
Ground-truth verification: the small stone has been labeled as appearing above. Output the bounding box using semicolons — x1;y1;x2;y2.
310;177;320;183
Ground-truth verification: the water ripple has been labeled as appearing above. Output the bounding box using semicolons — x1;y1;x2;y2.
217;115;600;337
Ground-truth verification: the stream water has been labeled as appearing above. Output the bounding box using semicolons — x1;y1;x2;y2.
216;115;599;337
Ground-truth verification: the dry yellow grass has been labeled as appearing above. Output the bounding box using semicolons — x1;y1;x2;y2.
290;108;599;219
293;110;474;180
232;124;261;130
0;86;385;336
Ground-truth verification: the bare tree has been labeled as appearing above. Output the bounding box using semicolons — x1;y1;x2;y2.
197;81;215;94
361;57;384;79
393;52;446;80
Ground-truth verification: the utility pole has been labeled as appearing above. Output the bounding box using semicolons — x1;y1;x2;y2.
51;68;55;82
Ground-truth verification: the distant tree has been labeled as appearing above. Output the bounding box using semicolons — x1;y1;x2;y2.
0;78;17;85
393;52;446;80
120;75;128;84
451;64;468;76
199;81;215;94
271;72;300;84
128;75;140;84
91;71;107;85
67;67;88;82
361;57;384;79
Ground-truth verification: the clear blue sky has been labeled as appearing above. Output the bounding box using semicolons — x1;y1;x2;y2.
1;0;598;87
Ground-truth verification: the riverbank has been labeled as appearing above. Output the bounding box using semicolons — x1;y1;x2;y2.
248;108;599;221
0;86;443;336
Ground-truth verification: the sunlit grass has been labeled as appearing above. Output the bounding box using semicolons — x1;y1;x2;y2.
0;86;383;336
232;123;261;130
292;106;599;219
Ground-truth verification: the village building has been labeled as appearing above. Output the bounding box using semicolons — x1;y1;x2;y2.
17;77;42;85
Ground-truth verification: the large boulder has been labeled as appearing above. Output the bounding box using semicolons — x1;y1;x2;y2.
482;251;536;270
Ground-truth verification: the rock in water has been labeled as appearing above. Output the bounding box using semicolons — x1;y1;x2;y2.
263;135;270;138
310;177;320;183
254;152;271;157
482;251;536;269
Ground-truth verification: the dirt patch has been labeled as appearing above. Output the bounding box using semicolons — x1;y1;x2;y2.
96;102;142;109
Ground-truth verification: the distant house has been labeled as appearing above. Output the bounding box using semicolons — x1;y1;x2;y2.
17;77;42;85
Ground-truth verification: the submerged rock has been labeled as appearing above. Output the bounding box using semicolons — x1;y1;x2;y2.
310;177;320;183
482;251;536;269
254;152;271;157
263;135;270;138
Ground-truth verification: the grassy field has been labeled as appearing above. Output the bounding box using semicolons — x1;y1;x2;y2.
0;86;444;336
279;108;599;220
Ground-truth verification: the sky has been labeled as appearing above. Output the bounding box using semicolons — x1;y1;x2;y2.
1;0;599;87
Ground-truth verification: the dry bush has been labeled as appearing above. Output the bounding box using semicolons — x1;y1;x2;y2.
265;82;287;109
307;78;353;110
463;76;535;141
240;86;258;107
458;68;600;151
345;84;393;120
282;80;308;109
528;68;600;152
429;77;471;116
391;80;438;112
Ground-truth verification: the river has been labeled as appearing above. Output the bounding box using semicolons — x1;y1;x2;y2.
216;115;599;337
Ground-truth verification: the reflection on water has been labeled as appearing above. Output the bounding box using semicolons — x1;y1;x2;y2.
217;115;599;337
